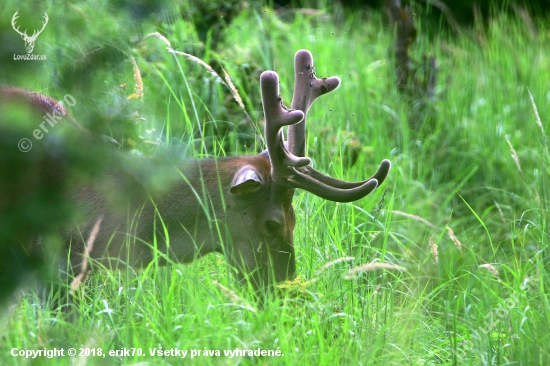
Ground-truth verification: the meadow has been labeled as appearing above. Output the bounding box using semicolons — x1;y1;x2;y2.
0;1;549;365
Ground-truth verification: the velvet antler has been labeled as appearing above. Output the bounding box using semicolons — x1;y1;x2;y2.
261;50;391;202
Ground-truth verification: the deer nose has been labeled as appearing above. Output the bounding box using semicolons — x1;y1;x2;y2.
263;218;284;237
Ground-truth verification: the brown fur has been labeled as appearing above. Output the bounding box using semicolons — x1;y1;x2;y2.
1;86;296;289
63;153;296;288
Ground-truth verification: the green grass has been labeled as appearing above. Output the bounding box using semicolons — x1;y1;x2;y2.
1;1;550;365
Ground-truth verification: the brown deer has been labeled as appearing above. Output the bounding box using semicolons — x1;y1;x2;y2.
0;50;390;292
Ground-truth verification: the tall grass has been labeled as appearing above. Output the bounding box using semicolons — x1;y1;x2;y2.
1;1;549;365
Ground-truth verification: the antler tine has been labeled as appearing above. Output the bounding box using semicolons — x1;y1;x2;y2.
30;13;49;38
11;11;26;37
283;50;391;202
260;71;309;183
289;167;379;203
40;13;48;32
299;159;392;189
288;50;340;157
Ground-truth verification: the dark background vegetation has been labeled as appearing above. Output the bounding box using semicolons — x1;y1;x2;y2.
0;0;547;303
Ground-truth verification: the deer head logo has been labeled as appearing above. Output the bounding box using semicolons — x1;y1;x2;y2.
11;11;49;54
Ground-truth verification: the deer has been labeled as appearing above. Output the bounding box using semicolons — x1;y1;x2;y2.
0;50;391;296
11;11;49;54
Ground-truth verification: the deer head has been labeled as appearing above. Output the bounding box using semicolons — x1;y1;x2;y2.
11;11;49;54
234;50;391;287
0;50;390;293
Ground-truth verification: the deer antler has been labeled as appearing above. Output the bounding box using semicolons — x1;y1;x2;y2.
11;11;26;38
11;11;48;39
288;50;340;157
31;13;49;40
261;71;310;183
261;50;391;202
11;11;49;53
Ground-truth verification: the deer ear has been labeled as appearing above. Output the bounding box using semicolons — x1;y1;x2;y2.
230;167;262;194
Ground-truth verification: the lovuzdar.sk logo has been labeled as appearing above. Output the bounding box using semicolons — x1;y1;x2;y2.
11;10;48;61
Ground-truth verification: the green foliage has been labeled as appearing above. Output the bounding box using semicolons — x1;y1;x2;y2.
1;1;549;365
